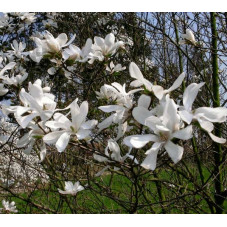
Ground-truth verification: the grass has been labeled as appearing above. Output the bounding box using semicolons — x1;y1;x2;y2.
2;164;227;214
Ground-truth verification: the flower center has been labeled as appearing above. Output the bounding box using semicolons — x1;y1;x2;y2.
159;131;169;142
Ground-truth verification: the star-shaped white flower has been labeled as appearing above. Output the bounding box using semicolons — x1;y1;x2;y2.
124;96;192;170
179;29;196;45
43;99;97;152
58;181;84;195
178;82;227;143
0;200;18;213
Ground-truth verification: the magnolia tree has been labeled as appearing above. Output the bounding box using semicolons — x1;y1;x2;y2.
0;12;226;214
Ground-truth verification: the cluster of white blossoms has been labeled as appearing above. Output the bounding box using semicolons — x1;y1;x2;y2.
43;99;98;152
0;13;58;95
0;13;226;197
97;62;227;171
2;79;98;161
29;31;126;79
0;61;24;95
0;13;36;34
0;149;48;189
0;13;60;190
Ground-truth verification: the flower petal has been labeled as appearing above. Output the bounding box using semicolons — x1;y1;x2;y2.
94;154;108;162
145;116;163;132
208;132;226;144
71;100;88;130
81;120;98;130
63;34;76;47
94;36;105;47
167;72;186;93
123;134;159;148
17;131;32;147
141;142;163;170
178;110;193;124
164;141;184;164
56;132;71;152
45;121;66;130
152;85;164;100
43;131;65;145
132;106;152;126
38;144;47;163
56;33;68;47
130;80;144;87
76;129;91;140
17;112;39;129
99;105;122;113
104;33;115;49
162;97;180;132
98;114;115;131
129;62;144;80
172;125;193;140
198;119;214;133
138;95;151;109
183;82;205;111
195;107;227;123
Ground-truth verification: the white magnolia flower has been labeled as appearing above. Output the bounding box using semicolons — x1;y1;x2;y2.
19;12;36;24
129;62;153;91
89;33;124;63
1;73;28;86
0;200;18;213
95;84;118;100
58;181;84;195
106;61;126;74
3;79;56;128
179;29;196;45
30;31;76;62
178;82;227;143
94;139;120;163
63;38;92;63
94;139;138;176
0;61;25;86
8;40;26;58
124;96;193;170
94;139;130;163
129;62;185;100
62;44;81;61
0;83;8;96
43;99;97;152
98;82;141;131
